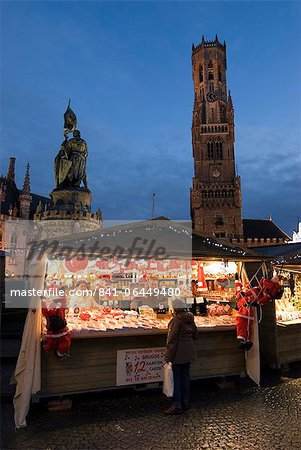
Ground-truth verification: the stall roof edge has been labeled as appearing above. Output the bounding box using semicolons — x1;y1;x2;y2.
252;242;301;257
39;219;263;261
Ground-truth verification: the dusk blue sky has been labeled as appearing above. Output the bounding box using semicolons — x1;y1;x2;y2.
1;1;300;235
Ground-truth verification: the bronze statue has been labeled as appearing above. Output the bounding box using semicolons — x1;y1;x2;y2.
64;100;77;138
54;104;88;190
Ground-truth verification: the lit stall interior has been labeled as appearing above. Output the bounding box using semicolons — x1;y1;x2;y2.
43;256;240;335
274;269;301;324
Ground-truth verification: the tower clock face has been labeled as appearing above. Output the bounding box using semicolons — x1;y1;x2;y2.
207;91;218;102
212;169;221;178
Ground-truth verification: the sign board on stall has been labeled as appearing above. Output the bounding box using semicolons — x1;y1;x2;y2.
116;347;165;386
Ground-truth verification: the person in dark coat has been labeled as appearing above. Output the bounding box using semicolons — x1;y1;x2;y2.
164;298;198;415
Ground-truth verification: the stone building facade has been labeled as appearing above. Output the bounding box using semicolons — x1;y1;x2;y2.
0;157;49;276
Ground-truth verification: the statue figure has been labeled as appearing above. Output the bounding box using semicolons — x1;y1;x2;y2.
64;100;77;138
54;141;71;188
54;104;88;190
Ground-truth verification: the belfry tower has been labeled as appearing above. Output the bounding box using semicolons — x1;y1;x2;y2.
190;35;243;240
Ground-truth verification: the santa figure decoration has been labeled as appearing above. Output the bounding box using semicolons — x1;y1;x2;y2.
236;275;281;351
42;295;71;359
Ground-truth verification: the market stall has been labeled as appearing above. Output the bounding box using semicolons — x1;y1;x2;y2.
12;220;262;426
254;243;301;367
37;223;261;398
41;259;245;397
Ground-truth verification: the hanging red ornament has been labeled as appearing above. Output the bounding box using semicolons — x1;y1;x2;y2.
197;262;207;292
96;260;109;270
65;257;88;273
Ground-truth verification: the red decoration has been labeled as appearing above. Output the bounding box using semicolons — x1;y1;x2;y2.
79;312;91;321
236;276;281;350
65;257;88;273
197;262;207;292
42;307;71;357
96;260;109;270
168;260;180;270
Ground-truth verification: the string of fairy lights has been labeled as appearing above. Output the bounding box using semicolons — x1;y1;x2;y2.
274;253;301;265
55;225;247;256
3;224;247;256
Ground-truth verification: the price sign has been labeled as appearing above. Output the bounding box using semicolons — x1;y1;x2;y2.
116;347;165;386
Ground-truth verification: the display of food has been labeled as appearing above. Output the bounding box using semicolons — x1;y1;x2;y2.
43;308;170;334
207;303;232;317
42;257;242;335
203;291;236;300
138;305;157;319
194;315;235;327
205;272;236;281
42;305;237;336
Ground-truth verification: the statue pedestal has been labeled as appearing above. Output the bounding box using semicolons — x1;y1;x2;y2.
34;187;102;238
51;187;92;212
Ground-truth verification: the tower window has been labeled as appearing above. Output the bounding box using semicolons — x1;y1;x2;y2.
208;60;213;80
199;66;203;83
215;142;223;159
218;65;222;82
209;82;214;92
207;142;214;159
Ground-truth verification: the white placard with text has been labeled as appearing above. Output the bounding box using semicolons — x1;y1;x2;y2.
116;347;165;386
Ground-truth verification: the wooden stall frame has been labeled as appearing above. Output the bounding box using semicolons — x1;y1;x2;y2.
259;301;301;368
36;325;245;401
34;223;265;401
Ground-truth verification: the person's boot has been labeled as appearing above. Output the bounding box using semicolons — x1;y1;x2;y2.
245;341;253;351
164;404;183;415
56;350;70;360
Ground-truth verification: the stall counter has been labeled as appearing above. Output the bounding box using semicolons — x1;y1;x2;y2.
39;325;245;399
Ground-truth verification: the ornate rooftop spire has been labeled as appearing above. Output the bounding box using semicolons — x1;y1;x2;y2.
7;157;16;184
22;163;31;195
227;90;233;110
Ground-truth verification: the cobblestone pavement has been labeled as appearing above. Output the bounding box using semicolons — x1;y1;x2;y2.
1;366;301;450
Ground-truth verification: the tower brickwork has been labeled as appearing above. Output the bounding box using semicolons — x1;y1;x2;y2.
190;35;243;240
